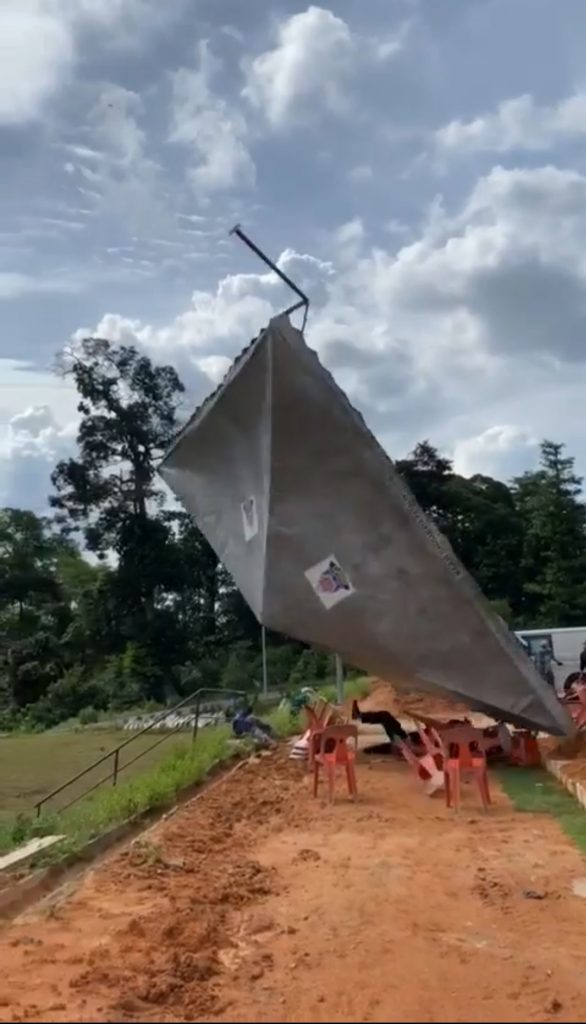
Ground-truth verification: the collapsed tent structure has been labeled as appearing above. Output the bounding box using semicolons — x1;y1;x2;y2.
160;314;571;735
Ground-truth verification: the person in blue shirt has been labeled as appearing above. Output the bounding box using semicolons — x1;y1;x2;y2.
229;705;276;747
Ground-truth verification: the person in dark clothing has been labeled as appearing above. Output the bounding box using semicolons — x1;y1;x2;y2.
535;640;562;688
580;643;586;674
351;699;408;743
226;705;276;747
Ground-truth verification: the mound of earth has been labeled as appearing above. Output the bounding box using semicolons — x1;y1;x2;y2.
545;729;586;783
357;678;473;721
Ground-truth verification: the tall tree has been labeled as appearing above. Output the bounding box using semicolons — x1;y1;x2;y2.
0;509;70;707
396;442;524;616
513;440;586;625
447;474;524;615
396;440;455;534
50;338;185;687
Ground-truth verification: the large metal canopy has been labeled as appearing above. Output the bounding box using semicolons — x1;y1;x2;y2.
160;315;571;735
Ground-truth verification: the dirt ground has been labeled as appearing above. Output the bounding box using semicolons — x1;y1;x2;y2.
2;741;586;1024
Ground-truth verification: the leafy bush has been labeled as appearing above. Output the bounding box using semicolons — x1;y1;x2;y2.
78;706;99;725
288;648;330;688
27;666;108;729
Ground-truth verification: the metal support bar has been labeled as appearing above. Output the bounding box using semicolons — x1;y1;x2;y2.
335;654;344;704
34;686;247;818
261;625;268;698
230;225;310;331
192;695;201;745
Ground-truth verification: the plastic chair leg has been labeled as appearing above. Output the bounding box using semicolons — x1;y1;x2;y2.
449;765;461;811
327;763;335;802
312;762;319;798
346;763;357;798
477;768;491;809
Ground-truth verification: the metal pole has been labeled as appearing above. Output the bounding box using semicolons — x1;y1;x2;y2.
261;625;268;698
192;696;201;745
335;654;344;704
112;748;120;787
230;225;310;331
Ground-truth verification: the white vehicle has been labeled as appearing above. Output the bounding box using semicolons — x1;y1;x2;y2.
515;626;586;692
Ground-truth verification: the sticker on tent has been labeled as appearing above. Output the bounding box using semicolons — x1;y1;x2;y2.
241;497;258;541
305;556;354;609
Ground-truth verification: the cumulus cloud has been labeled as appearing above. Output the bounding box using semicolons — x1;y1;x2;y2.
9;156;586;506
0;404;77;512
0;2;74;125
63;83;173;238
436;91;586;155
170;42;255;193
60;162;586;476
374;165;586;363
0;0;181;126
243;5;406;126
453;426;539;480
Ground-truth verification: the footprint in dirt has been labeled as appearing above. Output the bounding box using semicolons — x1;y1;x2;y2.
294;848;321;864
472;868;512;908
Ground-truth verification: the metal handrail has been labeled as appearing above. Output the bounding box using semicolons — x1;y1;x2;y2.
34;687;247;818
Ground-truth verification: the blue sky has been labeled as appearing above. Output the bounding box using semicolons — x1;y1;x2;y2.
3;0;586;510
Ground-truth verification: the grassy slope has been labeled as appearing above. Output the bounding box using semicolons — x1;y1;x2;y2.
498;766;586;856
0;728;196;821
0;679;369;863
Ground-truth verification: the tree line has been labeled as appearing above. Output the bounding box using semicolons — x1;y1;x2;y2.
1;337;585;729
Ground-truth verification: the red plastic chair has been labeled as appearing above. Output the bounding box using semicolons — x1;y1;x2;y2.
397;739;433;780
443;739;491;812
396;740;444;794
312;725;358;802
305;703;334;769
510;730;542;765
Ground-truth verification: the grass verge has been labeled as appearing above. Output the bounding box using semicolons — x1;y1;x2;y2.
498;766;586;856
0;678;370;867
0;726;235;863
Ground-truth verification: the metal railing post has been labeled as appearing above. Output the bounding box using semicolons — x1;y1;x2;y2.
31;687;247;816
261;625;268;698
192;695;201;745
335;654;344;704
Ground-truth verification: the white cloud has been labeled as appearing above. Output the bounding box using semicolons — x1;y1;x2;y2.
9;157;586;509
436;91;586;155
453;426;539;480
0;2;74;125
243;5;406;127
244;7;354;125
89;85;146;167
170;42;255;193
347;164;374;182
0;272;81;300
0;404;77;512
66;83;171;238
334;218;365;264
0;0;178;126
62;163;586;470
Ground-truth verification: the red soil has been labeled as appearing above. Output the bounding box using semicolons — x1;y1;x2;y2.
2;749;586;1022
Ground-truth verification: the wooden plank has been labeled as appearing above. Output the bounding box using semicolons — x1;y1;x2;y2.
0;836;65;873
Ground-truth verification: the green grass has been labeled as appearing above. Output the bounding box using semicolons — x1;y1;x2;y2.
0;679;370;865
0;727;200;821
317;676;371;705
498;766;586;856
0;727;234;861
